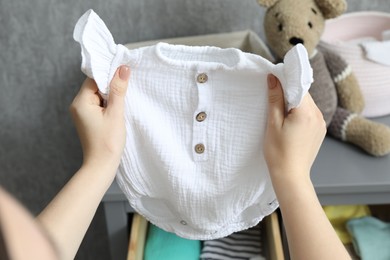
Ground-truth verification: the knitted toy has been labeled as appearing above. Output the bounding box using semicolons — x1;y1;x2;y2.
257;0;390;156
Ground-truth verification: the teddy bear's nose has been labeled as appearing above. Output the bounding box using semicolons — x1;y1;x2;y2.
289;37;304;45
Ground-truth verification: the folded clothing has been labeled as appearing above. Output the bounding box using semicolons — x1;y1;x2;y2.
361;40;390;66
359;29;390;66
200;225;265;260
323;204;371;244
144;224;201;260
347;216;390;260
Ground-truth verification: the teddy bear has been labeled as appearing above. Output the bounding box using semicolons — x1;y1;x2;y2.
257;0;390;156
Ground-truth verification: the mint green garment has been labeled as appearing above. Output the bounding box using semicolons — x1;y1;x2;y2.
144;224;201;260
347;216;390;260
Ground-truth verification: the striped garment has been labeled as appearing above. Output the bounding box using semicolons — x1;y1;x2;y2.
200;225;265;260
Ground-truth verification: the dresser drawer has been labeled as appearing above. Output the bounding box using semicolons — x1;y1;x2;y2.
127;212;284;260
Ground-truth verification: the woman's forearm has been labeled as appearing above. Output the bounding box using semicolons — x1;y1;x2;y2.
272;174;351;260
37;66;130;259
36;163;117;260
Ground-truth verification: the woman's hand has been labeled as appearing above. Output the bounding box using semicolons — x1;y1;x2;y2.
37;66;131;260
264;74;327;181
69;65;131;171
263;75;350;260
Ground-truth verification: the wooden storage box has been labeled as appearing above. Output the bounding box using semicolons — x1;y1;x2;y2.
124;30;274;62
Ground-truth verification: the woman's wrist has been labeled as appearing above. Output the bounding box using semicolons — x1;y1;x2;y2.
269;169;313;196
80;157;120;179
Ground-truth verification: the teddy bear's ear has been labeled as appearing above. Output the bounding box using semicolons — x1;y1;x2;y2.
257;0;279;8
314;0;347;19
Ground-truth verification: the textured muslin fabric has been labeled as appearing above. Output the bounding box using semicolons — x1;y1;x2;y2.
74;9;313;239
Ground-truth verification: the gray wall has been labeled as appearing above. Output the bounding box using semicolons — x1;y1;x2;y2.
1;0;389;259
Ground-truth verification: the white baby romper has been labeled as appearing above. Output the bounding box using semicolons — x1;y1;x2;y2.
74;10;313;240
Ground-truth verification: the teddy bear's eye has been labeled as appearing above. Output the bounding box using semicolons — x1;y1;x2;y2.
278;23;283;32
311;8;317;14
308;22;313;29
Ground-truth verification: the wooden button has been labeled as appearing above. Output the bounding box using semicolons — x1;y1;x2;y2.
197;73;208;83
196;112;207;122
194;144;205;154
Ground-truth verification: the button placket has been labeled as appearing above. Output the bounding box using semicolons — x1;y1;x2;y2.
192;71;212;162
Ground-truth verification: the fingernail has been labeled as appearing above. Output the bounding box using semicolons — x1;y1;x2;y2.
119;65;130;81
268;74;277;89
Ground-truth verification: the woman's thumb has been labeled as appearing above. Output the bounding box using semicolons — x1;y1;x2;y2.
267;74;285;127
107;65;130;113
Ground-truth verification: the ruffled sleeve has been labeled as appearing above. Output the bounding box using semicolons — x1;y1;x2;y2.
73;9;130;98
272;44;313;111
